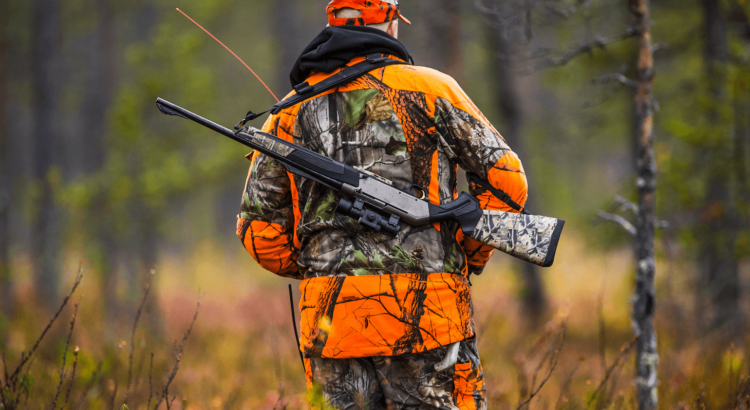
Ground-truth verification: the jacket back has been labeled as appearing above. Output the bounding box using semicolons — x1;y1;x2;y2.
237;49;527;359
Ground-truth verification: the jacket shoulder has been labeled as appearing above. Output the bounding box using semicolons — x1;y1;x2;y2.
382;65;464;99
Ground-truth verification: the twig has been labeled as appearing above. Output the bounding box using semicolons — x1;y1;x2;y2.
554;361;580;409
147;353;154;410
64;347;79;408
0;348;7;406
125;269;155;402
533;28;638;70
53;299;81;409
517;321;567;410
5;262;83;389
614;195;638;213
109;378;118;410
130;350;147;405
593;73;638;88
74;361;102;410
598;285;607;373
153;298;200;409
588;337;638;405
597;211;637;235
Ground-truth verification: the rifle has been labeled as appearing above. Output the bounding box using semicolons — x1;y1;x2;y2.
156;98;565;267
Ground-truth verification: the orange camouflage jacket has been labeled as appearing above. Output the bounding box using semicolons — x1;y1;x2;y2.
237;55;528;359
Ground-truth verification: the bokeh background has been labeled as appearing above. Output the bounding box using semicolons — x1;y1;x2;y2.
1;0;749;408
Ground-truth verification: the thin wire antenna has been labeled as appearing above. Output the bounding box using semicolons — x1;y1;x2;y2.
176;8;280;102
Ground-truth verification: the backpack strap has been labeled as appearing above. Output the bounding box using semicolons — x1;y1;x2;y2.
235;53;408;129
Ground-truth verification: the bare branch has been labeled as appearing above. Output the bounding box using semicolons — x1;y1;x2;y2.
588;337;638;405
534;28;638;70
598;285;607;373
147;353;154;410
64;347;79;408
517;321;567;410
651;43;669;53
53;299;81;409
597;211;637;235
125;269;155;403
5;262;83;389
109;378;119;410
153;298;200;410
614;195;638;213
593;73;638;88
74;361;103;410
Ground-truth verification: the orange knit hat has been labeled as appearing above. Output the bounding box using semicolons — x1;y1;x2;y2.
327;0;411;27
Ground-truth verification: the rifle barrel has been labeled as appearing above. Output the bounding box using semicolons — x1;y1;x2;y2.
156;98;236;139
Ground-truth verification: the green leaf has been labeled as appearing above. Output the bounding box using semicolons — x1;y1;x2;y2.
344;89;380;129
352;268;370;276
352;250;369;265
390;245;418;271
371;252;385;269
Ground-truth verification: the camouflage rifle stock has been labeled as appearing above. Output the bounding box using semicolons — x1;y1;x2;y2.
156;98;565;267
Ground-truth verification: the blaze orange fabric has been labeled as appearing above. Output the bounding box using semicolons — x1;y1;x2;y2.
327;0;407;27
463;151;528;269
299;273;474;359
239;54;528;359
453;362;486;410
242;220;298;277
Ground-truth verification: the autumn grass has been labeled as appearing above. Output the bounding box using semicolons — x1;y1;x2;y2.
0;235;749;409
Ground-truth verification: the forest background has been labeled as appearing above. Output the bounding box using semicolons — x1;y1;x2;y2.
1;0;749;408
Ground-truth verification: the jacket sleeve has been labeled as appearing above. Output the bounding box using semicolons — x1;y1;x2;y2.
236;114;301;279
433;88;528;276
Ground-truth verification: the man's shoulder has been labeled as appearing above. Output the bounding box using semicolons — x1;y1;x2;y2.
382;64;463;98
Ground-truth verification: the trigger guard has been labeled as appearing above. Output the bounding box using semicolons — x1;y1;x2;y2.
409;184;429;200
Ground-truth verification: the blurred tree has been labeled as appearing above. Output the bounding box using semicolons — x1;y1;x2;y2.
480;0;549;324
629;0;658;407
83;0;123;324
0;0;12;317
31;0;62;308
273;0;323;96
423;0;465;84
695;0;742;335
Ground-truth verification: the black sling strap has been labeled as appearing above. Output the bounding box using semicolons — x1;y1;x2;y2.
467;172;529;215
235;53;408;129
236;53;528;215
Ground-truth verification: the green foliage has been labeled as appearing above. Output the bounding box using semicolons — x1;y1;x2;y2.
344;89;380;129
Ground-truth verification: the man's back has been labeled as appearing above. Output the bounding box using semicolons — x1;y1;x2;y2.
237;2;527;408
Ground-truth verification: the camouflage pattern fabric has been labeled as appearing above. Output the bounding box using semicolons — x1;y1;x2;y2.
308;338;486;410
237;59;529;358
468;211;562;267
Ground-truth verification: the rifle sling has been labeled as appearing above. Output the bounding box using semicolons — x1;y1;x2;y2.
235;53;407;129
467;172;530;215
236;53;528;215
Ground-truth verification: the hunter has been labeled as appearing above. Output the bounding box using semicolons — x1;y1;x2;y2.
236;1;528;408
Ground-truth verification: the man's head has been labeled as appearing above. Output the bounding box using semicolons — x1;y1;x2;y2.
327;0;410;39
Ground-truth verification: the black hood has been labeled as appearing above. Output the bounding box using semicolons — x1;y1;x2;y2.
289;25;412;87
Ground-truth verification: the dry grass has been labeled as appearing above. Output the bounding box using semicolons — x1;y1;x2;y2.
0;235;748;409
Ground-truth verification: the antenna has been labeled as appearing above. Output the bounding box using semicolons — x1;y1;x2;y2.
176;8;280;103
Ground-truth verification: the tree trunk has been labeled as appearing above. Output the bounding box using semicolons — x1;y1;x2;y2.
484;1;548;324
629;0;658;408
273;0;315;95
423;0;464;84
697;0;742;335
0;0;13;318
31;0;62;308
